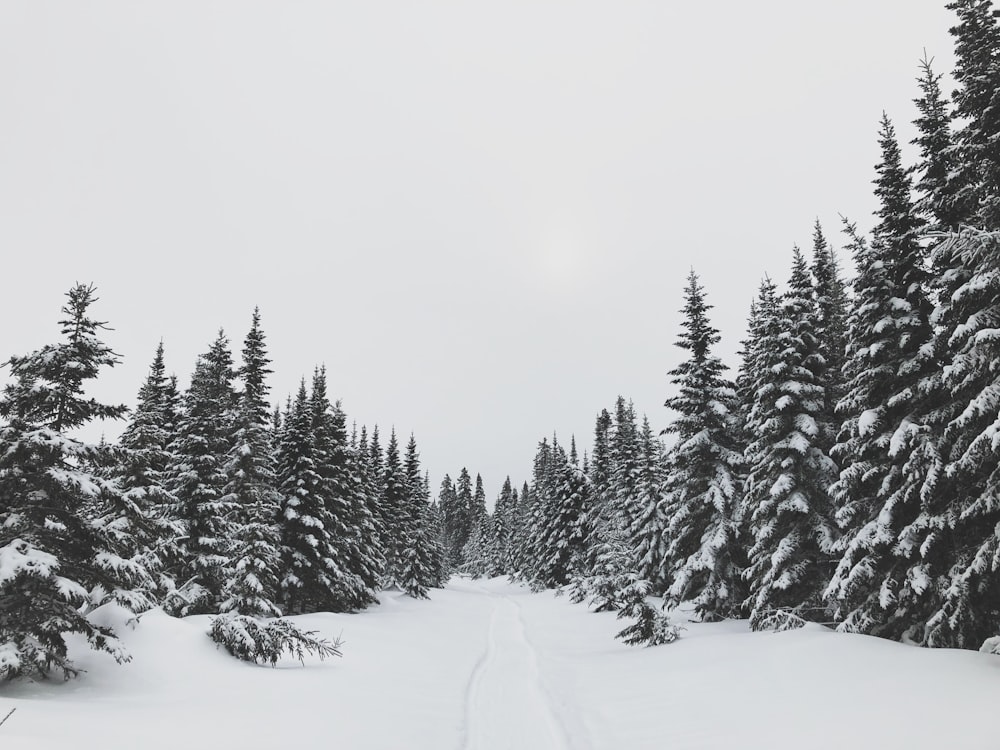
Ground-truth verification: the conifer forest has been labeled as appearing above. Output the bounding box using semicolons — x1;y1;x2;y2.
5;2;1000;748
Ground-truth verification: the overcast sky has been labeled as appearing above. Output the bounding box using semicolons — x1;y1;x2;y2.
0;1;957;502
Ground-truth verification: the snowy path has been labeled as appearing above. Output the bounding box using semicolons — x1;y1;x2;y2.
5;577;1000;749
460;588;577;750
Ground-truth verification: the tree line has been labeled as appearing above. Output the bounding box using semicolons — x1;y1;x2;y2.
449;0;1000;650
0;294;447;678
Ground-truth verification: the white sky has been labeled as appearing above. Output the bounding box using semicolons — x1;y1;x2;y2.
0;1;957;502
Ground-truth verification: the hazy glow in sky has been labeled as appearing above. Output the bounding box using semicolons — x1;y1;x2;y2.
0;1;956;500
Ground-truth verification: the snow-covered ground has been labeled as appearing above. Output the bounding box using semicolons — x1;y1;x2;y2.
5;577;1000;749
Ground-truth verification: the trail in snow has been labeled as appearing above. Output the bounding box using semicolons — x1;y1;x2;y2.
461;589;578;750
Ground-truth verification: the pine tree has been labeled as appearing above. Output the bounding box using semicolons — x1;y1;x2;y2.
570;408;614;600
425;497;450;586
398;435;434;598
809;221;850;430
356;425;388;584
461;473;492;577
912;53;961;230
743;248;838;629
106;341;183;612
946;0;1000;228
920;227;1000;647
532;442;588;588
450;468;474;568
436;474;457;578
219;310;282;618
630;417;669;593
310;369;381;610
380;430;408;587
662;271;745;619
489;478;516;576
276;381;341;614
0;284;131;680
826;116;940;639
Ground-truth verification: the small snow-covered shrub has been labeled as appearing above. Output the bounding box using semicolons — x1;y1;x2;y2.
614;578;681;647
979;636;1000;655
208;614;343;667
162;580;211;618
751;608;808;633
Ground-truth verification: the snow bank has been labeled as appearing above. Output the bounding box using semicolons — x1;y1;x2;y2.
3;578;999;749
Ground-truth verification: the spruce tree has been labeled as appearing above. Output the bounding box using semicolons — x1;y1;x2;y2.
166;330;237;614
743;248;838;629
310;369;381;609
531;440;588;588
946;0;1000;228
921;227;1000;647
106;341;183;612
629;417;669;593
398;435;434;597
450;468;474;568
489;478;516;577
276;381;341;614
219;310;282;618
809;221;850;430
662;271;745;619
0;284;131;679
912;53;961;230
380;430;408;587
826;117;940;638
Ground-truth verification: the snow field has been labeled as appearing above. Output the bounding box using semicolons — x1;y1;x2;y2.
4;577;1000;749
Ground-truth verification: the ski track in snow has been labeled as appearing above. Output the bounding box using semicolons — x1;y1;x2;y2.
461;587;580;750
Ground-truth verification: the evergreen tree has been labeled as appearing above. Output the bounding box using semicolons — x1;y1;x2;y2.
0;284;131;679
826;117;939;638
946;0;1000;228
436;474;457;577
629;417;669;592
451;468;474;568
461;473;492;577
809;221;850;429
275;381;341;614
356;425;387;584
489;478;516;576
107;341;183;612
532;441;588;588
570;408;614;599
219;310;282;618
921;227;1000;647
398;435;434;597
662;271;745;619
380;430;408;587
167;330;237;614
912;53;961;230
743;248;838;629
310;369;381;610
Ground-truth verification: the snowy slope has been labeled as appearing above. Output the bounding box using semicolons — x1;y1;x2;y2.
3;578;999;749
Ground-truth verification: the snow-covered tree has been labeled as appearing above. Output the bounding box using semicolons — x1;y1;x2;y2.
102;341;183;613
743;248;838;629
218;310;282;618
826;119;939;639
276;381;341;614
922;227;1000;647
662;271;745;620
397;435;436;598
946;0;1000;229
167;330;237;614
310;369;381;610
912;53;960;230
0;284;132;680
